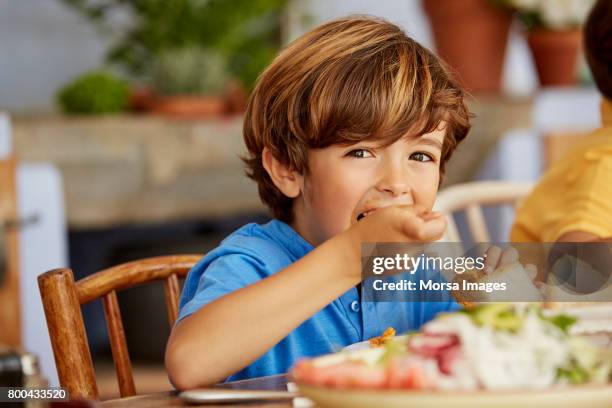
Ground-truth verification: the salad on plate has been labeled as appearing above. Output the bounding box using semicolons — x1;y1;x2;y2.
292;304;612;391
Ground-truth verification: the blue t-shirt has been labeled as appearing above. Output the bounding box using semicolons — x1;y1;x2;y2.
178;220;458;381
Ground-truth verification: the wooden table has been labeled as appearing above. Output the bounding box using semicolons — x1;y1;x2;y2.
101;374;296;407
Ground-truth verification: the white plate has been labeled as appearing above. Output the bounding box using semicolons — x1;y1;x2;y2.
299;332;612;408
296;383;612;408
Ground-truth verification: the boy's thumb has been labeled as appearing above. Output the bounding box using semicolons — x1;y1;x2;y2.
403;213;447;241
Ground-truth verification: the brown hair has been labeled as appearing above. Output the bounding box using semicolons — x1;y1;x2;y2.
584;0;612;99
243;16;471;223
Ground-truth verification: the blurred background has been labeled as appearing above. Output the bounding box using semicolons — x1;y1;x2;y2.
0;0;602;399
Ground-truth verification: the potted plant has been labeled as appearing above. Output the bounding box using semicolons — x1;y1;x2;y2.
60;0;286;110
422;0;513;94
57;70;130;114
500;0;596;86
148;47;230;118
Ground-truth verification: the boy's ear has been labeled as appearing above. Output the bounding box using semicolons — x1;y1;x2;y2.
262;147;302;198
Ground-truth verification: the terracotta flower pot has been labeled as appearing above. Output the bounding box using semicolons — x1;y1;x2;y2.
225;80;249;114
527;29;582;87
151;95;228;119
129;87;157;112
423;0;512;94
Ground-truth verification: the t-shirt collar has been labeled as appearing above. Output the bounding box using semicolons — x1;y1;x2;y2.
267;219;314;259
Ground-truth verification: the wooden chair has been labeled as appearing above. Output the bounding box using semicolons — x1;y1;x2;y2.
434;181;534;243
38;255;201;400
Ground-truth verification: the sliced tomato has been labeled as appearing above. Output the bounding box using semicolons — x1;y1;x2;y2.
437;344;462;375
386;357;432;389
409;333;459;358
292;360;386;389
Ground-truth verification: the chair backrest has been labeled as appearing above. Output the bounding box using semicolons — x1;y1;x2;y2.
37;255;201;400
434;181;534;243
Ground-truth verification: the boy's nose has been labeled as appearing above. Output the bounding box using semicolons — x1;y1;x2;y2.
375;181;411;197
375;166;412;198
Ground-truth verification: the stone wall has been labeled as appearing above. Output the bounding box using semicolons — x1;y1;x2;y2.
12;97;531;228
13;115;264;228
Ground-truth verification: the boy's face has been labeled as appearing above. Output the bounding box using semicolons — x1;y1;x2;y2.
292;126;446;246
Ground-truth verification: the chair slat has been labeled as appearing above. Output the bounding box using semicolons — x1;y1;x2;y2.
466;204;490;242
438;215;466;261
164;274;180;327
103;291;136;397
435;182;534;214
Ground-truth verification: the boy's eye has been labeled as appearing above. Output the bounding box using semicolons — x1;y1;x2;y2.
410;152;434;162
346;149;374;158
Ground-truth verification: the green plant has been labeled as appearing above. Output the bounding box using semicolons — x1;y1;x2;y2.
152;47;229;96
57;71;129;114
60;0;287;91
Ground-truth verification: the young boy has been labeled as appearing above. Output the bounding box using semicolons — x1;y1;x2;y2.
511;0;612;244
165;16;471;388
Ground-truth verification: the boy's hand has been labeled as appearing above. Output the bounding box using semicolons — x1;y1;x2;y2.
350;204;447;243
479;245;545;299
482;245;539;284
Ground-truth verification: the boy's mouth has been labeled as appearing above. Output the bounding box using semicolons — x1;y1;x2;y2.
356;209;377;221
354;197;414;222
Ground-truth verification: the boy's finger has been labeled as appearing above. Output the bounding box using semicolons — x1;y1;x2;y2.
499;246;519;266
525;264;538;281
420;211;445;221
403;214;447;242
484;246;502;274
419;217;447;241
397;203;429;217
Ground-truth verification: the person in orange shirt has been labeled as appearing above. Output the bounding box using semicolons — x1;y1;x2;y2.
511;0;612;244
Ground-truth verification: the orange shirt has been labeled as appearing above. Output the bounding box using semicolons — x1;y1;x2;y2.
511;99;612;242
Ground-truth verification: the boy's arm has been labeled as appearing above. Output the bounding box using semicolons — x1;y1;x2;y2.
165;205;446;388
166;230;360;388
